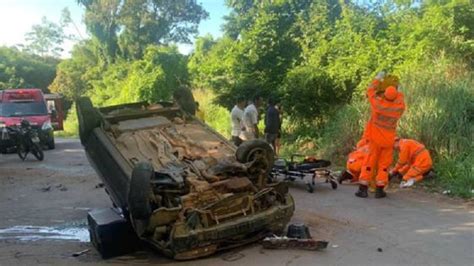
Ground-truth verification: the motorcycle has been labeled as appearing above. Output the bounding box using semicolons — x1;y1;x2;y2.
4;119;44;161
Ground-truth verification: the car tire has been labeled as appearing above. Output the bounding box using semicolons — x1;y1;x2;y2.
128;162;154;220
76;97;101;145
236;139;275;176
31;143;44;161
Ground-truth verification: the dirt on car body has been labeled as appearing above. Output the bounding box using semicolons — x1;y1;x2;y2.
76;98;294;260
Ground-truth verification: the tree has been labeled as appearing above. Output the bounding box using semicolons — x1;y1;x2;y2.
23;8;72;57
49;40;101;100
78;0;121;63
190;0;473;121
0;46;59;89
78;0;208;60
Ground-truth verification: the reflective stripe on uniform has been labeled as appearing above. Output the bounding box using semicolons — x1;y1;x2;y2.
410;147;426;162
377;114;398;123
396;162;408;168
374;120;397;131
410;166;423;174
375;103;404;113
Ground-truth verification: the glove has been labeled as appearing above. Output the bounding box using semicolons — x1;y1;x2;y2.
400;178;415;188
375;71;386;81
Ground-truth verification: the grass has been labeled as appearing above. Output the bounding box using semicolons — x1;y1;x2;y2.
54;103;79;138
193;89;231;138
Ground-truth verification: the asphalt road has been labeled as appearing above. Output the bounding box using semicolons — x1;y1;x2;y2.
0;139;472;266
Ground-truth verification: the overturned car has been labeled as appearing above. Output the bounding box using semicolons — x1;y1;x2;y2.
77;97;295;260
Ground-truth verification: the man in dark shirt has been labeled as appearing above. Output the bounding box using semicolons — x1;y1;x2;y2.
264;97;281;154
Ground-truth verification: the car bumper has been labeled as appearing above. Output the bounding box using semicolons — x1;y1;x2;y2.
150;194;295;260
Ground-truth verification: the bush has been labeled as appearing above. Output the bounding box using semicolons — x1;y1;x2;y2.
281;66;349;121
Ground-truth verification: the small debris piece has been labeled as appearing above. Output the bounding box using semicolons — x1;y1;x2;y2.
95;183;105;188
56;184;68;191
377;248;383;252
40;186;51;192
287;223;312;239
262;236;328;251
331;244;339;248
72;249;90;257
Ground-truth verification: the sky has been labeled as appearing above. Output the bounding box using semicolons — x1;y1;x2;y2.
0;0;229;57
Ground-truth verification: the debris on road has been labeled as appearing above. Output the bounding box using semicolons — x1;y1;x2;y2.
262;223;328;251
377;247;383;252
95;183;104;188
262;236;329;251
72;249;90;257
56;184;68;191
40;184;68;192
40;185;51;192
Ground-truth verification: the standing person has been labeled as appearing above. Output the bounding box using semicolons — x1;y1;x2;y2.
195;101;205;122
390;138;433;188
242;96;262;140
356;72;405;199
264;97;281;155
230;98;246;146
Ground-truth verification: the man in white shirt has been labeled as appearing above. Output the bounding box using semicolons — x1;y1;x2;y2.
230;98;246;146
242;96;262;140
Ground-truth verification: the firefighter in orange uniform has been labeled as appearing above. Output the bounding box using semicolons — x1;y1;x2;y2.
390;138;433;188
339;140;369;184
356;72;405;198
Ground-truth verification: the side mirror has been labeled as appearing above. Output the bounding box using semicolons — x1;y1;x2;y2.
51;109;57;119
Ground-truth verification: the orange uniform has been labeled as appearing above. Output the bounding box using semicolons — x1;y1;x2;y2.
359;80;405;187
356;138;369;149
346;144;369;182
393;139;432;182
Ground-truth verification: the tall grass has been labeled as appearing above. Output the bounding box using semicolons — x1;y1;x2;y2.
192;89;231;138
54;103;79;138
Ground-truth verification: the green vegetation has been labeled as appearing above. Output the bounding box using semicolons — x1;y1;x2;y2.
55;103;79;138
49;0;208;106
48;0;208;134
1;0;472;197
188;0;473;197
0;47;59;89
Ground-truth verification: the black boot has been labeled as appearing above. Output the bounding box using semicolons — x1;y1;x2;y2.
355;185;368;198
423;169;437;180
338;170;353;184
375;186;387;198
